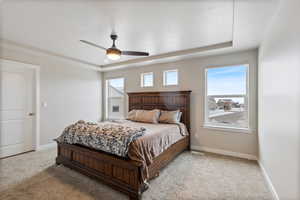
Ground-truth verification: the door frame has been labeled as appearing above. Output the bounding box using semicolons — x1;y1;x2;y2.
0;59;41;151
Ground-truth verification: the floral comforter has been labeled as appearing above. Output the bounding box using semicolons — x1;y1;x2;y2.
55;120;146;157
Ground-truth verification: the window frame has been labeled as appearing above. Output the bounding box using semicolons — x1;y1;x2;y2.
140;72;154;88
105;77;125;120
163;69;178;86
203;64;251;133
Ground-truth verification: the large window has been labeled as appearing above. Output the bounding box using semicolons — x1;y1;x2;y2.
163;69;178;86
141;72;153;87
205;64;249;130
106;78;125;120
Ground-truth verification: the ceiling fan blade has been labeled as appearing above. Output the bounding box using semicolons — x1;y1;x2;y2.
80;40;107;50
121;51;149;56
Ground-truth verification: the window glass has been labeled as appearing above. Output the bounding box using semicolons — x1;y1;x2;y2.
141;72;153;87
164;70;178;86
205;65;249;129
106;78;124;119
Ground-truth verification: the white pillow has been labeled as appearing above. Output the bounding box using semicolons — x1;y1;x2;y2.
159;110;181;124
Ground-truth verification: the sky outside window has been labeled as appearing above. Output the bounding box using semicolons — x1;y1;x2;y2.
207;65;247;103
109;78;124;88
143;73;153;87
207;65;247;95
165;70;178;85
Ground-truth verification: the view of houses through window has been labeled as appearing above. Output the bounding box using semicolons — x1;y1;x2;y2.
205;65;249;129
106;78;125;120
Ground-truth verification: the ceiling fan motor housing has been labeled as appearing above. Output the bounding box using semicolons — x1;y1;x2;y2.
106;46;121;60
106;47;121;55
110;34;118;41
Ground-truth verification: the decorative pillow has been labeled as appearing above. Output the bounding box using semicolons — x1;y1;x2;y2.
126;110;137;121
127;109;160;124
159;110;181;124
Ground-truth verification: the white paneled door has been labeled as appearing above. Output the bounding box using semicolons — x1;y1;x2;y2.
0;61;35;158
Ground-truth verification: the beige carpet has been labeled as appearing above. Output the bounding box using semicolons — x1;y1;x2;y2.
0;148;273;200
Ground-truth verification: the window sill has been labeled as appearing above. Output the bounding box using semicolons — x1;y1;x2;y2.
202;124;254;134
163;84;178;87
141;86;154;88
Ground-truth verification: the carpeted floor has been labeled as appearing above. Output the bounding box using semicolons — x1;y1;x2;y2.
0;148;273;200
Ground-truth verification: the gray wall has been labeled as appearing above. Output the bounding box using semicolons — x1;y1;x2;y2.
258;0;300;199
103;49;258;157
0;44;102;146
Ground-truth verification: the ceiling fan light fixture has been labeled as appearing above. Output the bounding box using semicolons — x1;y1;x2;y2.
106;48;121;60
80;34;149;61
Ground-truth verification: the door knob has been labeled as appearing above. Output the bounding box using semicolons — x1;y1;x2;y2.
28;112;35;116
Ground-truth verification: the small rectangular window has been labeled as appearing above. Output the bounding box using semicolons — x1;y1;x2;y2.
205;64;249;130
141;72;153;87
163;69;178;86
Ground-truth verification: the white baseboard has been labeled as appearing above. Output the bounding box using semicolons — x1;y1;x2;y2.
258;161;280;200
191;145;257;160
36;142;56;151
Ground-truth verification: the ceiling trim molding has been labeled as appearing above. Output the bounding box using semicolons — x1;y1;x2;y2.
0;39;102;71
101;47;258;72
101;41;233;69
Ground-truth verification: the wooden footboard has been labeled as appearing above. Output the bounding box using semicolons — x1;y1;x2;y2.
56;136;189;200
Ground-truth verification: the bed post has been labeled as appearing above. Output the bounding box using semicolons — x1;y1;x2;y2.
129;192;142;200
186;91;191;150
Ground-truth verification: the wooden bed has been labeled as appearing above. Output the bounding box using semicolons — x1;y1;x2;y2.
56;91;191;200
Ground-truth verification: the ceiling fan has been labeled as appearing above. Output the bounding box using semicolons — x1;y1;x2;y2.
80;34;149;61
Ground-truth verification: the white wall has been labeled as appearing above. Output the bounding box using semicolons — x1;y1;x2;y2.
258;0;300;199
0;44;102;146
103;49;258;157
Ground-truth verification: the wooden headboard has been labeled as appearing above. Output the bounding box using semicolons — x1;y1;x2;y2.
127;91;191;131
